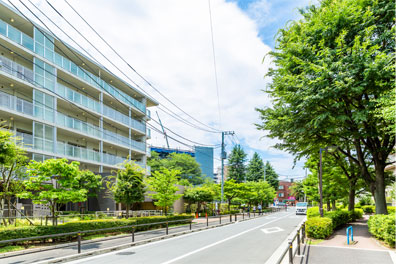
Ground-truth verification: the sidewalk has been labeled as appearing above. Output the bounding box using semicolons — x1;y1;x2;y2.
295;215;395;264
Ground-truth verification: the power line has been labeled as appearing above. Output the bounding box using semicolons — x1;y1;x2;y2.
60;0;222;133
207;0;222;129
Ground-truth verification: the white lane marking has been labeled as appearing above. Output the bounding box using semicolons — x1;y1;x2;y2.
261;227;284;234
64;212;289;264
160;212;294;264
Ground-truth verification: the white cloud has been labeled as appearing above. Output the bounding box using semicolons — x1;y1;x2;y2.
21;0;305;176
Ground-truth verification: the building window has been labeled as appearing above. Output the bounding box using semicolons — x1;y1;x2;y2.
279;193;284;197
279;185;284;190
34;28;54;62
34;58;56;91
34;90;54;122
34;122;54;153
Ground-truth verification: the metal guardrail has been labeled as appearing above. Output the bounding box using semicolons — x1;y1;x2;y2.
277;221;306;264
0;207;286;257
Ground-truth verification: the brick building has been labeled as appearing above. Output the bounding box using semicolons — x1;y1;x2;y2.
276;180;296;205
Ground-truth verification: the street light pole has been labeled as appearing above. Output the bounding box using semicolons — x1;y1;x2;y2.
221;131;234;203
319;148;324;217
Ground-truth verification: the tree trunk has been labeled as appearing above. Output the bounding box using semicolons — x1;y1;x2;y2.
331;200;336;211
326;200;331;211
52;202;56;226
372;169;388;214
7;197;12;226
126;204;129;219
228;200;231;211
348;182;356;211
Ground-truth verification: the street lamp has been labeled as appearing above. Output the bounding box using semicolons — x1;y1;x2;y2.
319;146;337;217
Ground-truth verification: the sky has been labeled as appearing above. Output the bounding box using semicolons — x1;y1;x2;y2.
14;0;316;180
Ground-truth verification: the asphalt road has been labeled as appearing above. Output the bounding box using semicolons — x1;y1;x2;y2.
67;209;304;264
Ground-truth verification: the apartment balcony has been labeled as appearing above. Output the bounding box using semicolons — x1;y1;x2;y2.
0;90;145;153
0;54;147;135
16;131;127;167
0;19;34;52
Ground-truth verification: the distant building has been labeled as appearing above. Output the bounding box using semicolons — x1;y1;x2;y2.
150;146;214;180
276;180;295;205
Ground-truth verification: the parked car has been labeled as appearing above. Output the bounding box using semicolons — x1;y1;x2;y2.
296;202;308;215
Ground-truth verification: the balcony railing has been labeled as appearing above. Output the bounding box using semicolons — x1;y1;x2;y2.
0;18;146;113
0;55;34;84
0;19;34;52
0;90;34;116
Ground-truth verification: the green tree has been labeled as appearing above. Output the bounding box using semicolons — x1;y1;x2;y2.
264;161;279;190
184;184;215;213
247;152;264;182
228;145;247;183
20;159;101;225
223;179;243;211
290;181;305;202
110;161;145;218
256;0;395;214
146;168;182;215
148;152;204;185
0;129;28;226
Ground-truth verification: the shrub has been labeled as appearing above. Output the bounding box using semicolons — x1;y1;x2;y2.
306;217;333;239
347;209;363;222
0;215;193;243
362;205;375;214
307;207;320;218
368;214;395;246
326;210;350;229
387;206;395;214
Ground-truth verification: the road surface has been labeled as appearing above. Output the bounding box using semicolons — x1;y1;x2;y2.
67;209;303;264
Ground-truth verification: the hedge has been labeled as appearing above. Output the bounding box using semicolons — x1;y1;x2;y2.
368;214;395;246
0;215;193;243
362;205;375;214
305;217;333;239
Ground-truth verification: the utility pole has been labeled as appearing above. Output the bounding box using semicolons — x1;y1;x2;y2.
221;131;234;203
264;161;266;182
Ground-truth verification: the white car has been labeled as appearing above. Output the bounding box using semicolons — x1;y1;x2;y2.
296;202;308;215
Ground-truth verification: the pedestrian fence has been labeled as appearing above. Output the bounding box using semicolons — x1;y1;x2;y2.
0;207;286;257
276;221;306;264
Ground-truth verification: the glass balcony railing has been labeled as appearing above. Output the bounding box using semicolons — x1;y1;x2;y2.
0;19;34;52
56;112;102;138
0;18;145;114
0;90;34;116
0;55;34;84
0;53;146;135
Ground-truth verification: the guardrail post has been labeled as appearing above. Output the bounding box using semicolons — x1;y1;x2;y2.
40;216;43;226
297;232;301;255
288;239;293;264
206;215;209;227
302;224;305;244
229;214;232;223
190;220;192;230
132;226;135;242
254;212;256;217
242;212;244;220
235;214;237;221
166;221;168;235
219;215;221;224
77;232;81;254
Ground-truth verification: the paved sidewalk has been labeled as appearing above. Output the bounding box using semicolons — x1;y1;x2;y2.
294;215;395;264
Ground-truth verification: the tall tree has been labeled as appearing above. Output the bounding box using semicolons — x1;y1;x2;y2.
146;168;182;215
148;152;204;185
20;159;101;225
247;152;264;182
0;129;28;226
110;161;145;218
264;161;279;190
228;145;247;183
256;0;395;214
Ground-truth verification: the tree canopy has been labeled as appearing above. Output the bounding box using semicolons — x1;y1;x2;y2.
227;145;247;183
264;161;279;190
247;152;264;182
256;0;395;214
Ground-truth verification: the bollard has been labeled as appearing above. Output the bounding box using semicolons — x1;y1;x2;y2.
77;233;81;254
297;232;301;255
288;239;293;264
45;215;48;226
235;214;237;221
206;215;209;227
190;220;192;230
254;212;255;217
229;214;232;223
166;222;169;235
219;215;221;224
242;212;244;220
132;227;135;242
302;225;305;244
